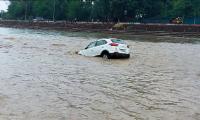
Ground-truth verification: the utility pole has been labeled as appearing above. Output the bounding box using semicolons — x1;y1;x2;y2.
25;0;28;21
0;10;3;19
194;12;196;24
91;1;94;22
53;0;56;22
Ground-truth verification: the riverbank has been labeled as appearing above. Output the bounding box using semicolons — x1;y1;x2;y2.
0;20;200;39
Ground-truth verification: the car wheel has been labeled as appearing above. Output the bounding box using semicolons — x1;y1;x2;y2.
102;52;110;59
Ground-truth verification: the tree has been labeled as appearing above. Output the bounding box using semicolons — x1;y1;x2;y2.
67;0;81;20
7;1;25;19
6;0;200;21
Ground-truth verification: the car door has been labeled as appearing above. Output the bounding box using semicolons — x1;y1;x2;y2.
92;40;107;56
82;41;97;56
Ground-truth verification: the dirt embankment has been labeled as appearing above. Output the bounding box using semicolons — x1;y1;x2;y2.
0;20;200;38
0;20;113;31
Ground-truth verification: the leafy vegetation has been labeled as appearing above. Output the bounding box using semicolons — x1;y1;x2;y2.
4;0;200;21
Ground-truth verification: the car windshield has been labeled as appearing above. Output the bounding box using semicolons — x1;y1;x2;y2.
111;39;125;44
86;42;96;49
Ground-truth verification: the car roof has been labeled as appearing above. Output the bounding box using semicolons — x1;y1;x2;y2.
96;38;123;42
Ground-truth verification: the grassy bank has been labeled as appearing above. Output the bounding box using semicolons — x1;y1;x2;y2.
0;20;200;39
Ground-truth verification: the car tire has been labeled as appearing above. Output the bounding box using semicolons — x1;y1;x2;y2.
102;52;110;59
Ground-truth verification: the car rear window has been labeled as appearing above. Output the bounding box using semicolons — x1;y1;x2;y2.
111;39;125;44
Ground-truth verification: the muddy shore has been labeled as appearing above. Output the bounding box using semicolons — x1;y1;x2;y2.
0;20;200;39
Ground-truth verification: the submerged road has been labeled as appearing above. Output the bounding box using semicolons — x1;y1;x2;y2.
0;27;200;120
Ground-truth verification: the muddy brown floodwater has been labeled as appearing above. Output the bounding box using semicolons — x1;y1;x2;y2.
0;27;200;120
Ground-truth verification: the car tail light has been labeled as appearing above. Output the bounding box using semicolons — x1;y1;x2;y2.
109;43;118;46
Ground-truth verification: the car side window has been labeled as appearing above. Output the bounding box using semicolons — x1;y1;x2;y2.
86;42;96;49
96;40;107;47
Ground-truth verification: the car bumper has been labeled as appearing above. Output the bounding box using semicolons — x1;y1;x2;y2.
110;52;130;58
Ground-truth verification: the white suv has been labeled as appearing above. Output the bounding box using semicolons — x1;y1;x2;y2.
78;38;130;59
